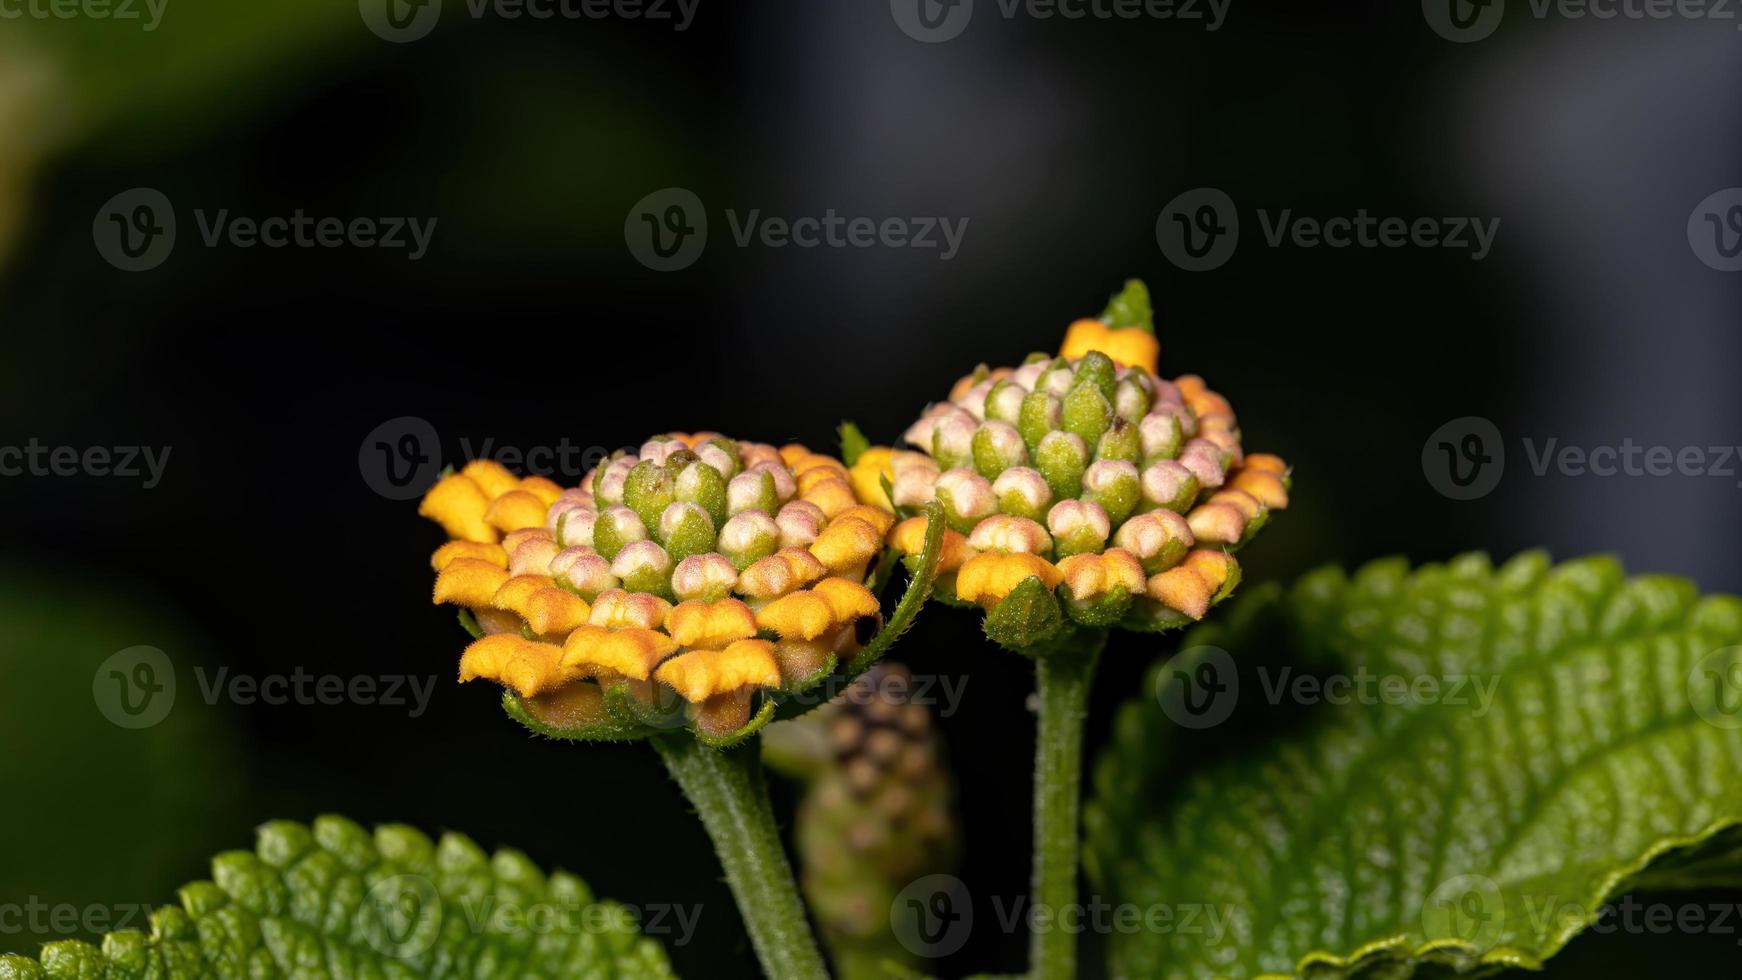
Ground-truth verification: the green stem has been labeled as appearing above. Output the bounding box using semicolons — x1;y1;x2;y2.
1029;632;1105;980
653;733;829;980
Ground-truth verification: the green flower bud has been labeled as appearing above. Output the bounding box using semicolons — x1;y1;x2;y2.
1018;390;1062;453
1039;358;1075;397
593;455;637;506
1061;380;1114;447
934;468;997;534
1047;499;1110;558
1114;376;1152;421
1073;351;1118;403
1035;430;1090;502
971;421;1028;479
675;459;729;528
1139;410;1184;461
1140;460;1200;513
728;470;780;517
659;501;716;564
611;540;674;598
1082;459;1140;527
718;510;780;569
1095;416;1142;465
984;379;1027;426
672;552;739;602
1112;510;1193;573
747;460;797;503
931;412;977;471
992;467;1052;523
695;439;740;480
593;506;649;561
623;459;675;533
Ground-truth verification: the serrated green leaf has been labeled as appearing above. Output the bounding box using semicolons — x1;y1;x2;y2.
1086;551;1742;979
1099;279;1154;333
0;816;676;980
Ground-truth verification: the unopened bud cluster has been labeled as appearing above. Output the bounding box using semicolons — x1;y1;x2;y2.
884;344;1289;629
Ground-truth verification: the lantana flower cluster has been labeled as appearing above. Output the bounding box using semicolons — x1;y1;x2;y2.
419;434;909;741
852;317;1289;641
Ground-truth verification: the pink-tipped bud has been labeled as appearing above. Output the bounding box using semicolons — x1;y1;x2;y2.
1140;460;1200;513
776;499;826;548
966;514;1053;555
557;507;598;550
747;461;797;503
695;441;738;480
891;467;938;509
934;468;998;534
1178;440;1230;491
639;437;685;466
611;540;674;596
1047;499;1110;558
719;510;781;569
728;470;780;516
553;549;620;600
1139;411;1183;461
1012;361;1047;391
509;536;561;577
671;552;740;603
930;411;977;471
991;466;1052;522
956;379;995;420
595;455;639;506
738;442;782;471
1112;510;1193;573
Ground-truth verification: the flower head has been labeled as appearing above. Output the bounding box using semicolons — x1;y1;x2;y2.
862;282;1290;648
422;433;943;746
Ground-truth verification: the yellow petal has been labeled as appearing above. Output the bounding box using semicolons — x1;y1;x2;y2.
459;635;566;698
809;516;883;575
1056;549;1146;602
737;554;801;601
1229;467;1289;509
490;574;557;616
587;589;672;630
801;478;858;519
419;474;497;543
810;577;880;623
519;475;565;507
655;640;781;702
485;490;549;533
955;552;1063;609
849;449;896;511
755;591;837;640
461;459;521;499
776;547;828;588
833;503;897;536
433;558;511;607
667;598;759;649
521;587;591;636
889;515;973;572
560;626;677;680
431;540;508;571
1147;566;1210;620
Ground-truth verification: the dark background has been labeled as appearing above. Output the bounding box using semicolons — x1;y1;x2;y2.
1;0;1739;976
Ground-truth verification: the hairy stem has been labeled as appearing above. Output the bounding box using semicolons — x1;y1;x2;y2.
653;733;829;980
1029;632;1105;980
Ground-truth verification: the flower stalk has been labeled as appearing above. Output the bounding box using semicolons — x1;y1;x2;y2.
1029;631;1104;980
653;733;830;980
